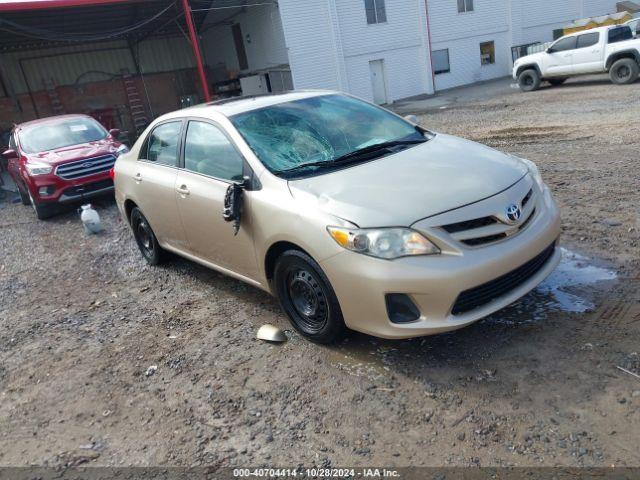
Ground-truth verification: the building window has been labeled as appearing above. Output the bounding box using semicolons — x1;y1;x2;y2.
365;0;387;24
480;41;495;65
457;0;473;13
432;49;450;74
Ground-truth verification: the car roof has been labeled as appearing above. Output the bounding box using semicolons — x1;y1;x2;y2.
15;114;96;131
155;90;336;122
563;24;630;38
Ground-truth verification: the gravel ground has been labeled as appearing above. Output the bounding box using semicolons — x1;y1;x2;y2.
0;76;639;470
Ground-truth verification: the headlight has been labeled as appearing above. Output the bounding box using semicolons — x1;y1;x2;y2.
327;227;440;259
115;144;129;157
25;162;53;176
515;156;544;189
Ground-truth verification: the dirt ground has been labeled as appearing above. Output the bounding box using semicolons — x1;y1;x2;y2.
0;76;639;470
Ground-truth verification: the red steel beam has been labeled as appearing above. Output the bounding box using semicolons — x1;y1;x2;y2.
0;0;137;12
181;0;211;102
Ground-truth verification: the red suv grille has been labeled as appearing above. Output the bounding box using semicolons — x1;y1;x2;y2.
55;154;116;180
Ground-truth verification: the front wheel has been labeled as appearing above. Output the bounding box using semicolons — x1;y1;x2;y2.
274;250;346;344
517;69;541;92
610;58;639;85
130;207;165;265
28;190;56;220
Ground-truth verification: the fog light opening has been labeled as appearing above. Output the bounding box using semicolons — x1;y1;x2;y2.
385;293;421;324
39;186;55;196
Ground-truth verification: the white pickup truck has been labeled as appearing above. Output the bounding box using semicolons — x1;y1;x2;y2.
513;25;640;91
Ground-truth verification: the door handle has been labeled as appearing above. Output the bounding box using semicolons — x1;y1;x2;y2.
176;185;190;196
134;173;142;183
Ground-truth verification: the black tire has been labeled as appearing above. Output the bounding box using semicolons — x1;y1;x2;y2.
610;58;639;85
18;182;30;206
518;69;541;92
27;189;56;220
130;207;165;265
548;78;567;86
274;250;346;344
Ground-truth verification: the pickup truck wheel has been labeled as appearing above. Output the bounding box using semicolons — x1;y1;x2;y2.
548;78;567;86
518;69;541;92
610;58;639;85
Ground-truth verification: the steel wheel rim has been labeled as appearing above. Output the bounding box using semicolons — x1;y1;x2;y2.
286;268;328;333
136;218;154;258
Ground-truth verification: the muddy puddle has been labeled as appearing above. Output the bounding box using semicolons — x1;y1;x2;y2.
329;248;618;379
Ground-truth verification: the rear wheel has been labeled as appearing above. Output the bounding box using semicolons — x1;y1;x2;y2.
28;190;56;220
130;207;165;265
548;78;567;86
518;69;541;92
274;250;346;344
610;58;639;85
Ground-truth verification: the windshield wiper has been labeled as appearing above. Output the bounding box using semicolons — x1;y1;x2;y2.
275;138;427;175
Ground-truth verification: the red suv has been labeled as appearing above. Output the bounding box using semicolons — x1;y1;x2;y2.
2;114;128;219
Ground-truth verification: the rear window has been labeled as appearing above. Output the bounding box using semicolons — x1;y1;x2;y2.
19;117;107;154
608;26;632;44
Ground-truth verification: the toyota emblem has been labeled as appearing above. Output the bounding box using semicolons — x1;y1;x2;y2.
505;204;522;224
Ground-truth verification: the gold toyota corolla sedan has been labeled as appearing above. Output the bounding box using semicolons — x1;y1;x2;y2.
114;91;561;344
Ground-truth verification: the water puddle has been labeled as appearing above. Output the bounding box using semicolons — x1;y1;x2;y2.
488;247;617;324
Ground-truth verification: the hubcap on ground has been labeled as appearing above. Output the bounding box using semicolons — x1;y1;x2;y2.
287;268;328;333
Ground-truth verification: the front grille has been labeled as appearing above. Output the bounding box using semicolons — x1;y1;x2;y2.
62;179;113;197
442;216;497;234
451;242;556;315
56;154;116;180
441;187;537;247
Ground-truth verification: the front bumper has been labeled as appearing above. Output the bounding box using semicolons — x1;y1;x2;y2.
319;184;561;339
25;171;113;204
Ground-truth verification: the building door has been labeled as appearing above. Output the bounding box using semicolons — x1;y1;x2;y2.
232;23;248;71
369;59;387;105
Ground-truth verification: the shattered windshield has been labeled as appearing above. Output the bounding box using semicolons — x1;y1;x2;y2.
230;94;423;177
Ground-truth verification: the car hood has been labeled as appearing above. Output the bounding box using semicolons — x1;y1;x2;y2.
515;52;545;68
26;139;119;166
288;133;528;227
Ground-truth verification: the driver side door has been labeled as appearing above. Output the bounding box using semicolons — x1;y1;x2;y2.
544;35;577;76
175;119;258;280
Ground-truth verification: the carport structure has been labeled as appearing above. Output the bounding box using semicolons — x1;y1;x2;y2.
0;0;291;145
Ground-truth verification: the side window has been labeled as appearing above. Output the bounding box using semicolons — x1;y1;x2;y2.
608;26;632;44
551;36;577;52
141;121;181;167
576;32;599;49
184;121;244;182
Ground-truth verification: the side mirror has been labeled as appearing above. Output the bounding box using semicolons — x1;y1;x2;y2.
404;114;419;125
546;47;554;54
2;149;17;160
222;176;250;235
108;128;121;139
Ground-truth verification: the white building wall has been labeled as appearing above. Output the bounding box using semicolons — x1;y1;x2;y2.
202;4;289;74
279;0;433;103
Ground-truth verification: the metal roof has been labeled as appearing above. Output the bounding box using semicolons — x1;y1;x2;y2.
0;0;254;51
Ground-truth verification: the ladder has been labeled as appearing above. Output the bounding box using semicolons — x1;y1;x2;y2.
121;71;149;136
44;78;65;115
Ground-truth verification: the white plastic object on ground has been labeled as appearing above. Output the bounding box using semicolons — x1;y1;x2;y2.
80;204;102;234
